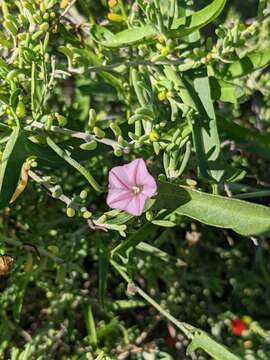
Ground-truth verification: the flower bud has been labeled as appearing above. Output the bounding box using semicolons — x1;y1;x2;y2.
79;190;88;199
66;207;76;217
16;100;26;119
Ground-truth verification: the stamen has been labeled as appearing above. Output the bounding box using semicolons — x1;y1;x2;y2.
132;185;143;195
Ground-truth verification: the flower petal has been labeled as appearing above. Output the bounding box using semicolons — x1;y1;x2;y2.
108;166;132;189
106;188;132;208
125;193;148;216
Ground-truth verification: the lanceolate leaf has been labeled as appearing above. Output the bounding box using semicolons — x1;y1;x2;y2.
100;0;226;47
0;127;28;209
209;77;245;103
227;47;270;78
187;330;241;360
154;181;270;236
170;0;227;37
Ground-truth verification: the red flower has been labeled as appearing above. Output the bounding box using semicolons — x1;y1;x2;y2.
231;319;247;336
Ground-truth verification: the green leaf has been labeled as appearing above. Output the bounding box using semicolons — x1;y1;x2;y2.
100;0;226;47
165;67;244;183
84;304;98;347
187;330;240;360
153;181;270;236
170;0;227;37
218;116;270;160
209;77;245;103
227;47;270;78
46;137;103;193
0;128;28;209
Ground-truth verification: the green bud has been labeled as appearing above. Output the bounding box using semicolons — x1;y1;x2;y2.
40;22;49;32
66;207;76;218
79;190;88;199
43;12;50;20
52;185;63;198
93;126;105;138
114;148;122;157
83;211;92;219
80;140;97;151
16;100;26;118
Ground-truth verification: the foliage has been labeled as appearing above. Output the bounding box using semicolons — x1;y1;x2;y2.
0;0;270;359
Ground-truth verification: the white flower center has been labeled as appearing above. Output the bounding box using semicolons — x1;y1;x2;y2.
132;185;143;195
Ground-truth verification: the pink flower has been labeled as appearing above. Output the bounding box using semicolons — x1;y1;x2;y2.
106;158;157;216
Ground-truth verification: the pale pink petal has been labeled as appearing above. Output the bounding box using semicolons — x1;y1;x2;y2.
133;158;157;196
109;166;133;189
106;190;133;213
107;158;157;216
133;158;150;185
122;158;142;185
106;188;132;206
142;180;157;197
125;193;148;216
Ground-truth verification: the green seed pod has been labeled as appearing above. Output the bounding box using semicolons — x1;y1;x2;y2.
88;108;97;130
16;100;26;118
79;140;97;151
93;126;105;138
66;207;76;218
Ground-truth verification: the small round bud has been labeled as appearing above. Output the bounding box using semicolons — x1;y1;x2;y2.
66;207;76;218
83;211;92;219
114;148;122;157
79;190;88;199
40;22;49;32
